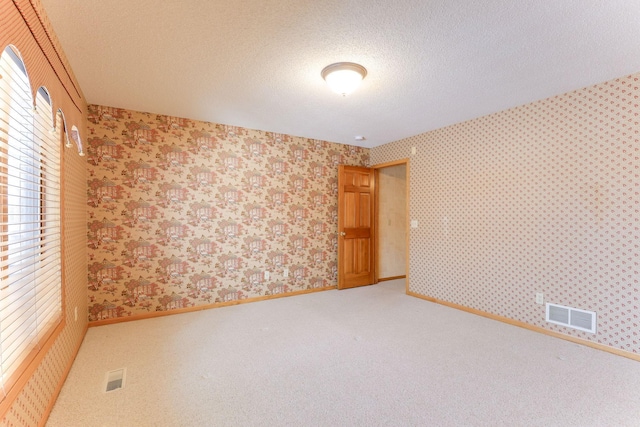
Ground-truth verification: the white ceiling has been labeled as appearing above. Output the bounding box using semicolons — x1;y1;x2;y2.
40;0;640;148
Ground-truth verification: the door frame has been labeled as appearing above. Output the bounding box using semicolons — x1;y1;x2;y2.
371;158;410;294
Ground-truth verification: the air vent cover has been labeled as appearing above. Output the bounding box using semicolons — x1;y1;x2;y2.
546;303;596;334
104;368;126;393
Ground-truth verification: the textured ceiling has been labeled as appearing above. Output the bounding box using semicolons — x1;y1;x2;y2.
40;0;640;148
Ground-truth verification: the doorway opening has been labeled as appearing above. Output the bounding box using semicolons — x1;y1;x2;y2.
336;160;409;291
373;159;409;292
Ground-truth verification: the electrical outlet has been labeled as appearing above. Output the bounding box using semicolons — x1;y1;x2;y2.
264;271;270;280
535;293;544;305
283;268;289;278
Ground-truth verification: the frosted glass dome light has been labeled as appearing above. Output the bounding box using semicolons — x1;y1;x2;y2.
321;62;367;96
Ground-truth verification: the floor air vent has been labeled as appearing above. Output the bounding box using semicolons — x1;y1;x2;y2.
104;368;126;393
546;303;596;334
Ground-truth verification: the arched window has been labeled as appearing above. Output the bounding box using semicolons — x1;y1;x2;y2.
0;46;62;396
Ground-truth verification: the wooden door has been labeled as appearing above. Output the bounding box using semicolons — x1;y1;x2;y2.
337;165;375;289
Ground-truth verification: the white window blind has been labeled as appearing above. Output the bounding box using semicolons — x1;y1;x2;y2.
0;46;62;397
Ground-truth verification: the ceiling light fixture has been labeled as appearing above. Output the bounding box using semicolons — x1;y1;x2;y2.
321;62;367;96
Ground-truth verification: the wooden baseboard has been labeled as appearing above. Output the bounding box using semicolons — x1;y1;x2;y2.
407;291;640;363
39;323;89;427
89;285;338;327
378;275;406;282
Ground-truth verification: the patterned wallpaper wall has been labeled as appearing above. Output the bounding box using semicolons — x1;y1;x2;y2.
371;73;640;354
85;105;369;322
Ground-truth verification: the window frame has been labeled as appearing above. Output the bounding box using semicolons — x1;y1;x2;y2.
0;45;65;407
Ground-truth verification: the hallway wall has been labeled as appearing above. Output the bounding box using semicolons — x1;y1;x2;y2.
378;164;407;278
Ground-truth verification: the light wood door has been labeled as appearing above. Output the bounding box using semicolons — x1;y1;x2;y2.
338;165;375;289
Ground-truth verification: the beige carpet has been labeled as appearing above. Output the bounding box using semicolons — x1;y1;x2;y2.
47;280;640;426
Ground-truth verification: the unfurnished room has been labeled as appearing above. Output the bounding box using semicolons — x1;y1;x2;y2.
0;1;639;426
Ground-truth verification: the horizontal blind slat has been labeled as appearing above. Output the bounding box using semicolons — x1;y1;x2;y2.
0;46;62;392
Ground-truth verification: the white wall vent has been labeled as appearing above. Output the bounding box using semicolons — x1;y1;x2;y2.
104;368;126;393
546;303;596;334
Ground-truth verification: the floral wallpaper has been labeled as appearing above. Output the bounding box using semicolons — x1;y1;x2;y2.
371;73;640;354
86;105;369;322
